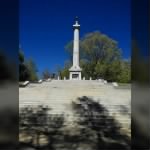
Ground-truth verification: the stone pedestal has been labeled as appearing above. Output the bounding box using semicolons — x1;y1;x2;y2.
69;71;82;80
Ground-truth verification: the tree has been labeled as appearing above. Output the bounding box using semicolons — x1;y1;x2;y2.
25;58;38;81
80;32;121;63
118;60;131;83
60;60;72;79
66;31;121;63
19;50;39;82
19;50;30;81
95;61;107;79
42;69;51;79
64;31;130;82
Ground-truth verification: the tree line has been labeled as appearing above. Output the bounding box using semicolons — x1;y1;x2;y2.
59;31;131;83
19;31;131;83
19;49;38;81
19;49;53;81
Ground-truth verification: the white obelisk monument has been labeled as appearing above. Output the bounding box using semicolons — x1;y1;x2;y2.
69;17;82;80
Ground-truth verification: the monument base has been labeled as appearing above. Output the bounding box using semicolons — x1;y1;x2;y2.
69;71;81;80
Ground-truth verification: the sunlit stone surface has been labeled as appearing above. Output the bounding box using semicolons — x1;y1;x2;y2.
19;80;131;136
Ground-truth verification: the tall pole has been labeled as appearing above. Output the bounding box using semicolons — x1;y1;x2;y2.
73;16;80;67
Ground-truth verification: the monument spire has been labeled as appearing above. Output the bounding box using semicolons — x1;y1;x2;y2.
69;17;82;80
75;16;79;24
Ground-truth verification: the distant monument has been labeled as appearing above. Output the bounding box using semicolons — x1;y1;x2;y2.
69;17;82;80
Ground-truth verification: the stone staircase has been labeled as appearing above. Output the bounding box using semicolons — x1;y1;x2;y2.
19;80;131;137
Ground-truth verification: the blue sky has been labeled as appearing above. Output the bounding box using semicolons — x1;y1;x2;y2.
20;0;131;76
